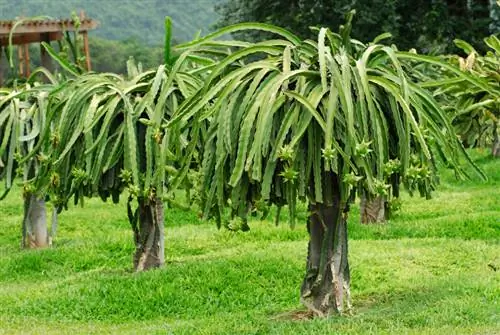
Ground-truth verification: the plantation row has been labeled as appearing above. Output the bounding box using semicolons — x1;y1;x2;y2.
0;16;498;316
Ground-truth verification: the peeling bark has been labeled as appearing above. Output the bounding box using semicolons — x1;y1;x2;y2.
360;195;388;224
22;194;49;249
300;173;351;316
131;197;164;271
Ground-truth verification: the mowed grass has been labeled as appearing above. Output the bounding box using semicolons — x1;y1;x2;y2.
0;149;498;335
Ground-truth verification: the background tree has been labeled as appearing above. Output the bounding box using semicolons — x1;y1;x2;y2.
450;36;500;157
19;64;180;270
216;0;499;53
410;35;500;157
0;15;89;249
16;18;218;270
38;66;178;270
0;76;57;248
89;38;163;74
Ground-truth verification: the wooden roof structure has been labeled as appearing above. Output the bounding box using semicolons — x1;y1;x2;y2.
0;17;98;46
0;14;98;83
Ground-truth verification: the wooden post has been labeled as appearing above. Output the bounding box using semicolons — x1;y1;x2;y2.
17;45;24;77
40;33;53;73
80;10;91;71
23;43;30;77
82;31;91;71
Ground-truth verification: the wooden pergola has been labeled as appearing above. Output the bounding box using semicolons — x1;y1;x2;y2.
0;13;98;84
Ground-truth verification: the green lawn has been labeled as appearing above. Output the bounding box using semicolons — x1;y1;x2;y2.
0;149;499;334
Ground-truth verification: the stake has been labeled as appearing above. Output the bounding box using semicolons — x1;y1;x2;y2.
17;45;24;76
23;43;30;77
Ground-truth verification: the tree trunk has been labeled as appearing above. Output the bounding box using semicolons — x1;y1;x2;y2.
22;194;49;249
49;206;59;246
360;195;388;224
300;202;351;316
492;122;500;157
132;196;164;271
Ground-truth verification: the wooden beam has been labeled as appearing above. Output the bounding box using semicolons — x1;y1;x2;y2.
40;33;53;73
17;45;24;76
0;31;62;46
23;43;30;77
0;19;98;35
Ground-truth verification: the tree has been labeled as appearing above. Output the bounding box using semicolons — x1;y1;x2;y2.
89;37;164;74
19;63;198;270
0;70;59;248
449;36;499;157
216;0;498;53
173;16;483;316
411;35;500;157
216;0;399;43
15;18;217;270
0;15;91;249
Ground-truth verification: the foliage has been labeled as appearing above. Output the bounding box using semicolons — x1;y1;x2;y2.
23;63;202;213
0;15;92;203
0;70;58;200
452;36;500;148
173;18;483;229
216;0;499;53
89;37;164;74
0;149;498;334
413;35;500;149
2;15;231;218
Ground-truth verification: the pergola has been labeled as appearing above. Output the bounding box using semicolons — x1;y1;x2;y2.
0;13;98;84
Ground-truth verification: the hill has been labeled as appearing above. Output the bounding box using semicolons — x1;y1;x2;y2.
0;0;222;45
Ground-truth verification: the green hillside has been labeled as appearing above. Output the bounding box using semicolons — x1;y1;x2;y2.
0;0;222;45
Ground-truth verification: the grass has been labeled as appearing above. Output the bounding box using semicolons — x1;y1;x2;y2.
0;149;498;334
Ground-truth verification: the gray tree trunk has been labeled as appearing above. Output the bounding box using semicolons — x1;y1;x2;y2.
132;197;164;271
300;181;351;316
49;206;58;246
492;122;500;157
22;194;49;248
360;195;388;224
